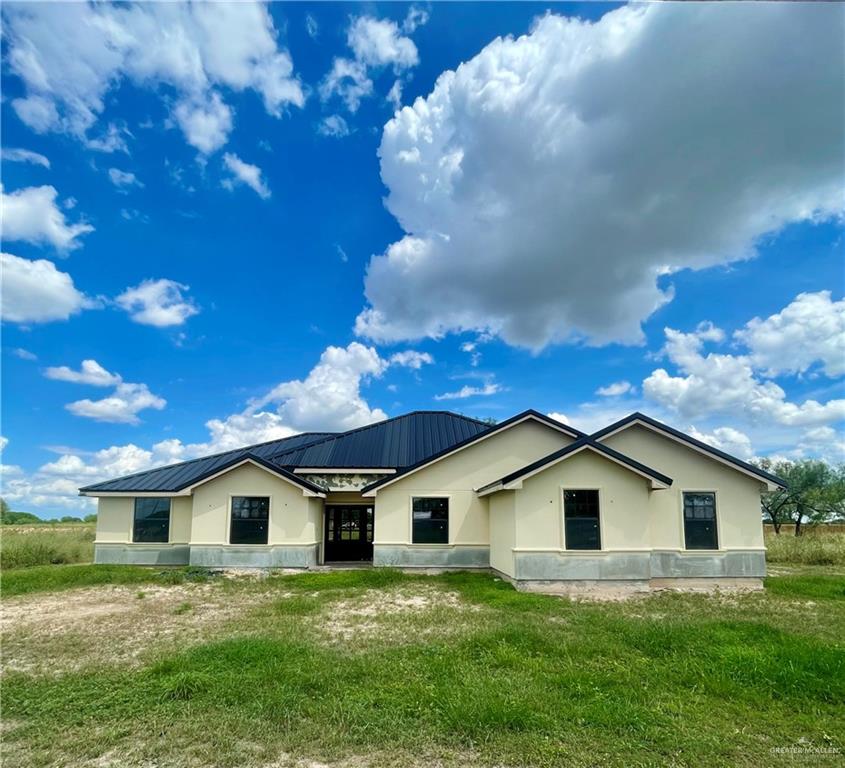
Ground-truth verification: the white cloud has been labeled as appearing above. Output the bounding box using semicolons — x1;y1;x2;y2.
688;426;755;461
319;58;373;113
221;153;271;199
347;16;419;69
12;348;37;361
402;7;429;34
596;381;633;398
735;291;845;379
643;322;845;428
386;79;403;110
1;185;93;251
357;4;844;350
66;382;166;425
389;350;434;369
4;2;304;154
305;14;319;40
435;382;501;401
318;115;351;138
1;147;50;168
115;279;199;327
0;253;93;324
44;359;122;387
108;168;143;190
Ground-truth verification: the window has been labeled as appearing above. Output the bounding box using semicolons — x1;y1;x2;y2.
230;496;270;545
683;492;718;550
563;490;601;550
412;497;449;544
133;498;170;543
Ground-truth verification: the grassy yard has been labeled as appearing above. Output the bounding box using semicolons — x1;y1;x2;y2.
0;523;95;570
2;566;844;768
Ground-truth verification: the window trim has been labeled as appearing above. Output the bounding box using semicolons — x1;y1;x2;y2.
131;497;172;544
409;494;451;546
227;494;272;546
680;489;721;552
560;487;604;552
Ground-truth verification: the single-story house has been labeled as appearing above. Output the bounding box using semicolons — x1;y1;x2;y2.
81;410;784;591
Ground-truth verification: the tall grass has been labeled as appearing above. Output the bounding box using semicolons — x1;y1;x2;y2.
0;524;95;570
765;530;845;566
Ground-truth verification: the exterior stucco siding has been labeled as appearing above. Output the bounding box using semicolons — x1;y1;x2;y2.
95;497;134;543
489;491;516;577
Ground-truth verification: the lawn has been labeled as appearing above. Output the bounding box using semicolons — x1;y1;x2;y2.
0;523;95;570
1;566;843;768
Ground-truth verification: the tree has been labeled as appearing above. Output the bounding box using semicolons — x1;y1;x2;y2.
754;459;845;536
83;513;97;524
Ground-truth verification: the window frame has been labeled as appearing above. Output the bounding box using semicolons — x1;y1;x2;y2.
228;494;272;546
560;487;603;552
131;497;172;544
409;495;451;545
681;490;720;551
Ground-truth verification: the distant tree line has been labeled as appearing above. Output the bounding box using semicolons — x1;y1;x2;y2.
753;459;845;536
0;498;96;525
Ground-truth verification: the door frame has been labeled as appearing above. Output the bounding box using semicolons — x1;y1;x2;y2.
323;503;374;563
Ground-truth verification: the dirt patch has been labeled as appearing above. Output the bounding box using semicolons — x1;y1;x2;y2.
317;586;481;642
1;583;278;675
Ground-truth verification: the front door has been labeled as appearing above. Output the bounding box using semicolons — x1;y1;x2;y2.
324;505;374;562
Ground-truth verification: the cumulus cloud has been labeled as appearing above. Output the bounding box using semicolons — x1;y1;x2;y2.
1;147;50;168
389;350;434;369
44;359;122;387
115;279;200;327
643;321;845;428
688;426;755;462
221;153;271;199
3;2;304;153
735;291;845;379
357;4;844;350
66;383;166;425
0;253;94;323
435;382;502;401
319;58;373;113
318;115;352;138
1;185;93;251
108;168;143;190
596;381;633;398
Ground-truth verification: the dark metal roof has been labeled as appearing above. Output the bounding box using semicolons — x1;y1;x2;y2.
271;411;491;469
361;410;586;493
79;432;334;493
478;436;673;493
591;412;787;488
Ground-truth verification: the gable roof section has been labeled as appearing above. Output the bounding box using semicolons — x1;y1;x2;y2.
270;411;492;470
591;412;786;489
361;410;586;496
79;432;334;494
476;436;673;496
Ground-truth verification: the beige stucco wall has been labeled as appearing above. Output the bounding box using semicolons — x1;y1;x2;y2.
513;449;653;551
190;463;318;545
602;425;766;550
95;497;133;543
489;491;516;576
171;496;192;543
372;419;572;545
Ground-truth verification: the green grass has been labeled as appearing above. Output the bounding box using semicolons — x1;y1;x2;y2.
0;563;218;597
765;530;845;566
2;568;844;767
0;524;96;570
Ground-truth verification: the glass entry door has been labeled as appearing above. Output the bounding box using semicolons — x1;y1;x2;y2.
324;505;374;562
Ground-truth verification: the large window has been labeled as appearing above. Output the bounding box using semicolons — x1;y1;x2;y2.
412;497;449;544
230;496;270;545
563;490;601;550
683;492;718;550
133;498;170;543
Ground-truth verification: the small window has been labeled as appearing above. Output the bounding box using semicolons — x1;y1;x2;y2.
563;490;601;550
412;497;449;544
683;492;718;550
230;496;270;545
133;498;170;543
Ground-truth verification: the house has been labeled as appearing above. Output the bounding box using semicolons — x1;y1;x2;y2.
81;410;784;591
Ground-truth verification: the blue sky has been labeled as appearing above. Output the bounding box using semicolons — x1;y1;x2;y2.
1;2;843;515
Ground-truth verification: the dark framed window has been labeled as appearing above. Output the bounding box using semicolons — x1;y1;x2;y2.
133;498;170;543
683;492;718;550
230;496;270;545
412;497;449;544
563;490;601;550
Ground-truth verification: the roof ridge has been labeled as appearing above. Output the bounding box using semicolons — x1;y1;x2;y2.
268;410;489;461
79;431;334;491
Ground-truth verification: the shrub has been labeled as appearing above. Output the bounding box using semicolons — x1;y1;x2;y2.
765;530;845;566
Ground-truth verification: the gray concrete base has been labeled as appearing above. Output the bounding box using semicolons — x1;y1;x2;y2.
94;543;190;566
514;551;651;581
650;550;766;578
189;544;318;568
373;544;489;568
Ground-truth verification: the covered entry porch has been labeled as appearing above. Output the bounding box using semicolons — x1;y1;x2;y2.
320;493;374;564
